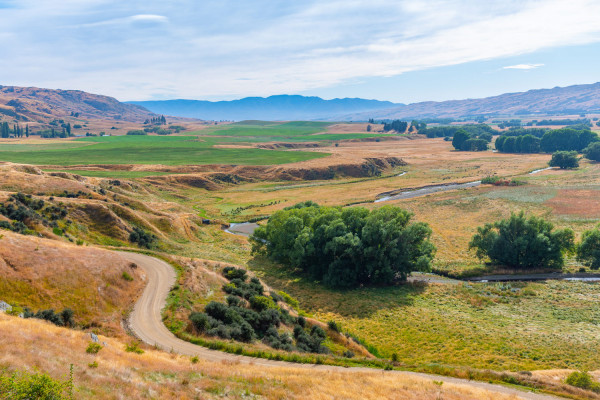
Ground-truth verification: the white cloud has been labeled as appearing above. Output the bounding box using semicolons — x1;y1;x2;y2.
503;64;544;70
1;0;600;100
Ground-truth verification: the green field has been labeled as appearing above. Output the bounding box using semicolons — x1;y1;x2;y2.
0;121;387;166
0;135;328;166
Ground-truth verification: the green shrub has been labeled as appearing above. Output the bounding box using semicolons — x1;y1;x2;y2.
126;129;147;135
121;271;133;281
278;291;299;309
86;342;103;354
250;295;276;312
189;312;209;332
125;341;144;354
0;367;73;400
222;266;247;281
327;320;340;332
565;371;600;392
129;227;156;248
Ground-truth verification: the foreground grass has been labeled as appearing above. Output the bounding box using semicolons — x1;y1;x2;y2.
0;313;529;400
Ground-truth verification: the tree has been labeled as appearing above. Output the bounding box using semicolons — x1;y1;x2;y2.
583;142;600;162
451;129;470;150
251;203;435;288
469;212;574;269
577;226;600;269
461;138;488;151
1;122;9;138
549;151;579;169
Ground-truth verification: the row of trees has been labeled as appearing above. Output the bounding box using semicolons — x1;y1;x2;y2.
144;115;167;125
496;127;598;154
470;212;600;270
1;122;29;138
251;202;435;288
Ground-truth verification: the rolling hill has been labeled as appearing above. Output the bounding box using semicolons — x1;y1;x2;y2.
0;85;155;123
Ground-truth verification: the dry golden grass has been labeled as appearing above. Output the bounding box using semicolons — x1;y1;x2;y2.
0;231;144;336
0;313;530;400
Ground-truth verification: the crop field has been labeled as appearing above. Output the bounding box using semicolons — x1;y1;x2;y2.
0;135;329;166
0;121;389;166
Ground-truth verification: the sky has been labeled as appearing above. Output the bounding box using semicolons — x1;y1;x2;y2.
1;0;600;103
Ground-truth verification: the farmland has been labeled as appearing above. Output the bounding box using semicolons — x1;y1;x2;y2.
2;121;600;397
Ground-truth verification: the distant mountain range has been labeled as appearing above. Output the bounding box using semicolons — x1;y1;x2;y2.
130;82;600;121
128;95;398;121
0;85;154;123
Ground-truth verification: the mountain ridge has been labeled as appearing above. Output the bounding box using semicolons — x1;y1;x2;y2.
0;85;155;123
130;82;600;121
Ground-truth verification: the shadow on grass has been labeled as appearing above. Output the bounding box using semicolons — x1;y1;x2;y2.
248;256;426;318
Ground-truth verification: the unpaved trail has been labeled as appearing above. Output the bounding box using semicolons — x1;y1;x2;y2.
122;251;562;400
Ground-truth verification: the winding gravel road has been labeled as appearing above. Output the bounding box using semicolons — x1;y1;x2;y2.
121;251;562;400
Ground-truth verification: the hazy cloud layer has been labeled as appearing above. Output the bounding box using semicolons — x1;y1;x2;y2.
1;0;599;100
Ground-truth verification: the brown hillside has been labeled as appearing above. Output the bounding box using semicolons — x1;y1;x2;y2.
0;231;144;336
0;85;155;123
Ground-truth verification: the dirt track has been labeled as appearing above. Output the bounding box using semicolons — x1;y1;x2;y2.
122;251;562;400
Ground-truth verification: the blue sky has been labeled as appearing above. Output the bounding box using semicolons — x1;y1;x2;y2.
1;0;599;103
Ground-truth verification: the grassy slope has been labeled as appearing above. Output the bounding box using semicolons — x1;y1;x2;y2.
0;231;144;336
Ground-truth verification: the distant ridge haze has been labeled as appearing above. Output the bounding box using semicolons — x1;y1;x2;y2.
128;95;399;121
130;82;600;121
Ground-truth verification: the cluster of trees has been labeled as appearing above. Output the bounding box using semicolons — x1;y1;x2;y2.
496;119;521;129
450;125;495;151
496;127;598;154
469;212;574;269
126;129;147;135
423;123;494;140
144;115;167;125
535;118;591;126
382;120;408;133
0;122;29;138
189;267;328;353
251;202;435;288
471;212;600;271
549;151;579;169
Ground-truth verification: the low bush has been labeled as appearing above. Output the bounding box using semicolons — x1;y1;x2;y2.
0;367;73;400
565;371;600;392
125;341;144;354
129;227;156;248
86;342;103;354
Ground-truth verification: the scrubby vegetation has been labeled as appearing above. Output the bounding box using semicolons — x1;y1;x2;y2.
565;371;600;392
451;126;493;151
469;212;574;269
0;193;69;235
129;226;157;248
583;142;600;162
251;202;435;288
188;267;328;353
23;308;75;327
